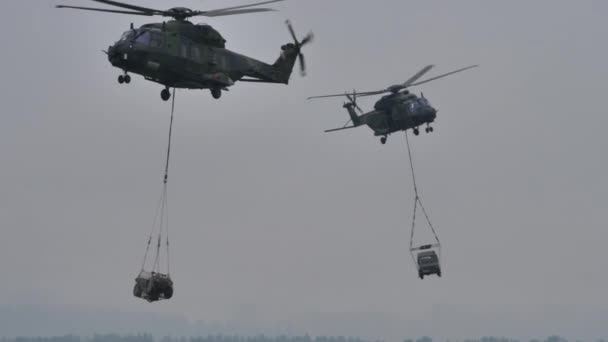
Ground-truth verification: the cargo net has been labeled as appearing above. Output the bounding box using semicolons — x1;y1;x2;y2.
405;132;442;280
135;89;176;302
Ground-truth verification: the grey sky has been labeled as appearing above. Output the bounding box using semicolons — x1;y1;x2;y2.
1;0;607;340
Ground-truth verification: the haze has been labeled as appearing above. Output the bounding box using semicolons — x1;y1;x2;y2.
0;0;607;341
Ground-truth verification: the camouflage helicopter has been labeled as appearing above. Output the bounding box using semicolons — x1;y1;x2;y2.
56;0;312;101
308;65;478;144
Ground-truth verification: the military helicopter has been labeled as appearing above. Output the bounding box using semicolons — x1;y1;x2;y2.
308;65;478;144
56;0;313;101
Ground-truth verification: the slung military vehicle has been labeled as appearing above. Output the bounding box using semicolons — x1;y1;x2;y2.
56;0;312;101
308;65;478;144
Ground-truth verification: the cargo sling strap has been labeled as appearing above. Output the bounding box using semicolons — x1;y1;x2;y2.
141;88;177;276
404;132;441;269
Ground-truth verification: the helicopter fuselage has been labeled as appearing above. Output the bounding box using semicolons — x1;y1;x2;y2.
106;20;300;99
350;92;437;139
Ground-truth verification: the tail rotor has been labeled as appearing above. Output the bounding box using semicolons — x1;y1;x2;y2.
286;20;313;76
345;90;364;114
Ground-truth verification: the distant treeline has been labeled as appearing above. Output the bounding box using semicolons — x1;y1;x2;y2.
0;335;377;342
1;335;607;342
406;337;607;342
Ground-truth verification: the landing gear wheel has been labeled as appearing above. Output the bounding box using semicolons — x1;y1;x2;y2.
419;272;424;280
124;75;131;84
380;136;387;145
118;75;124;84
438;270;442;277
211;88;222;99
161;88;171;101
413;128;420;136
429;127;434;132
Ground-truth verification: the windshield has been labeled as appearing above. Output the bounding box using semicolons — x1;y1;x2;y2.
419;256;436;264
119;31;134;42
134;31;151;45
418;98;431;106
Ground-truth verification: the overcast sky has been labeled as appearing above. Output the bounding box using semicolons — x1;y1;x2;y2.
1;0;607;341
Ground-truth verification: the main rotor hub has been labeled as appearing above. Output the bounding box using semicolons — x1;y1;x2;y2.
388;84;404;93
167;7;194;20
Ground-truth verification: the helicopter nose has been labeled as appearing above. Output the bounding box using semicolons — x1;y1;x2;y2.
107;45;120;62
421;105;437;119
108;43;128;66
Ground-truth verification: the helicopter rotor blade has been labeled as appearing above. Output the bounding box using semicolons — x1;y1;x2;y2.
324;126;357;133
286;20;299;45
354;102;364;114
200;0;284;17
408;64;480;87
400;64;434;88
89;0;163;14
55;5;153;16
345;93;364;114
198;8;277;17
308;93;350;100
353;90;387;97
345;93;355;103
59;0;283;19
301;32;314;46
308;91;378;99
298;53;307;76
358;64;434;95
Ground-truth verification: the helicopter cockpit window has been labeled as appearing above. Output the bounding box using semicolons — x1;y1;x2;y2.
149;32;163;48
192;46;201;61
135;31;151;46
180;38;195;60
119;31;134;42
181;43;190;59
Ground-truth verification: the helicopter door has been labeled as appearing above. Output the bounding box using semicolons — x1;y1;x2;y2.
208;47;218;67
393;103;408;128
166;33;180;57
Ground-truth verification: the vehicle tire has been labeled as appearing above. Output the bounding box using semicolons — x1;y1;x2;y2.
118;75;124;84
438;270;442;277
211;88;222;99
133;284;142;297
164;286;174;299
413;128;420;136
124;75;131;84
419;272;424;280
380;137;387;144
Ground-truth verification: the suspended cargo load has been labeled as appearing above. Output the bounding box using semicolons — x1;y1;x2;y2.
134;271;174;302
405;132;443;280
134;89;177;302
412;245;441;279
